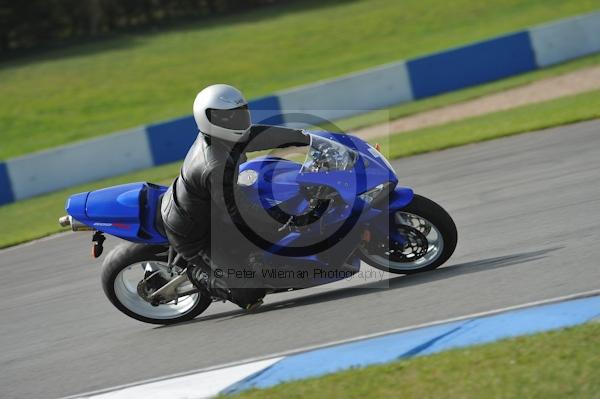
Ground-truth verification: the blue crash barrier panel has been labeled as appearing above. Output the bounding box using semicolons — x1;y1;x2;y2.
407;31;537;99
248;95;285;125
146;115;198;166
0;162;15;205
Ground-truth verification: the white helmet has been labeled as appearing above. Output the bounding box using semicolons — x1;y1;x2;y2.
193;84;251;142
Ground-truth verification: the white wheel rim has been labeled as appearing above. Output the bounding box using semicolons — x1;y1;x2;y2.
360;211;444;272
113;261;200;320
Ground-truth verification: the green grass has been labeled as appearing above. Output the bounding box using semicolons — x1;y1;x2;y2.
1;0;599;160
227;322;600;399
383;89;600;160
1;89;599;249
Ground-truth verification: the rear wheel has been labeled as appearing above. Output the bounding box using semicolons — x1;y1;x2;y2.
359;194;457;274
101;243;212;325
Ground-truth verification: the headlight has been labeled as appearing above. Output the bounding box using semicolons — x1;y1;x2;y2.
238;170;258;186
301;135;357;173
359;183;389;204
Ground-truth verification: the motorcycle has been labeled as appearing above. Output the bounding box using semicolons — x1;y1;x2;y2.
59;130;457;325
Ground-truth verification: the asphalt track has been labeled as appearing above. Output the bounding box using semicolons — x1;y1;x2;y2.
2;120;600;399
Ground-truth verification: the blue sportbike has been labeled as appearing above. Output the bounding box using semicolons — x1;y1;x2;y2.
59;130;457;324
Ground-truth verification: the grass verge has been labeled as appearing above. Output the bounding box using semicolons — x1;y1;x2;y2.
1;0;599;159
1;89;599;249
384;89;600;160
226;322;600;399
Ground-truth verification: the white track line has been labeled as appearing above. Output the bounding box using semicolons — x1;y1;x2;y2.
84;357;284;399
64;288;600;399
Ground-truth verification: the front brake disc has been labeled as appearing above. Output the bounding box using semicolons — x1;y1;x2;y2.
386;225;429;263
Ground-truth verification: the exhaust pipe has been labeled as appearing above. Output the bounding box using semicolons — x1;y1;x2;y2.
58;215;93;231
58;216;71;227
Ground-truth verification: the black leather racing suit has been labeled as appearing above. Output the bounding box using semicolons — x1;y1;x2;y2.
160;125;308;306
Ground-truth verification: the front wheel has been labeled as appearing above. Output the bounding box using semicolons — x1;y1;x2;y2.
101;243;212;325
359;194;457;274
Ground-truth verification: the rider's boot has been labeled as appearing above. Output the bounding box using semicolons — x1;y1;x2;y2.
187;251;231;301
187;251;265;311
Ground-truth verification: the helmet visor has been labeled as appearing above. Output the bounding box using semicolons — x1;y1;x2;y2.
206;104;251;131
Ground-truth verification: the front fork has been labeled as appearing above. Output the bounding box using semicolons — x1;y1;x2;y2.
360;186;415;249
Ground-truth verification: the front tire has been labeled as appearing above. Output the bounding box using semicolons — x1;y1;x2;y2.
359;194;457;274
101;243;212;325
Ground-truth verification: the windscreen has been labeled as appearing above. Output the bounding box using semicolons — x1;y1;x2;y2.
300;134;357;173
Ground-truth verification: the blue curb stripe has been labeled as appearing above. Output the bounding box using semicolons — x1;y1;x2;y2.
0;162;15;205
146;116;198;166
249;95;284;125
407;31;537;99
224;295;600;394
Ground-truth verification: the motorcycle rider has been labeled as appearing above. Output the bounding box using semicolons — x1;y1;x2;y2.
161;84;307;310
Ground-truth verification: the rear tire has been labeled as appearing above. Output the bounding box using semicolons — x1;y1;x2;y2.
101;243;211;325
359;194;457;274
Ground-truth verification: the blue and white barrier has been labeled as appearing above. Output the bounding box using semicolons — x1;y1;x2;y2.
0;98;284;201
277;61;413;123
5;127;153;201
2;10;600;205
74;292;600;398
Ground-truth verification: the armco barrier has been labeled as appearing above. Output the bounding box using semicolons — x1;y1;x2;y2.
1;10;600;205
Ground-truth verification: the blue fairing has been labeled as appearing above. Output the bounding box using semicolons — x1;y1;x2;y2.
65;192;88;222
66;182;168;244
65;130;415;289
240;156;302;208
389;186;414;211
240;131;398;214
232;131;411;286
